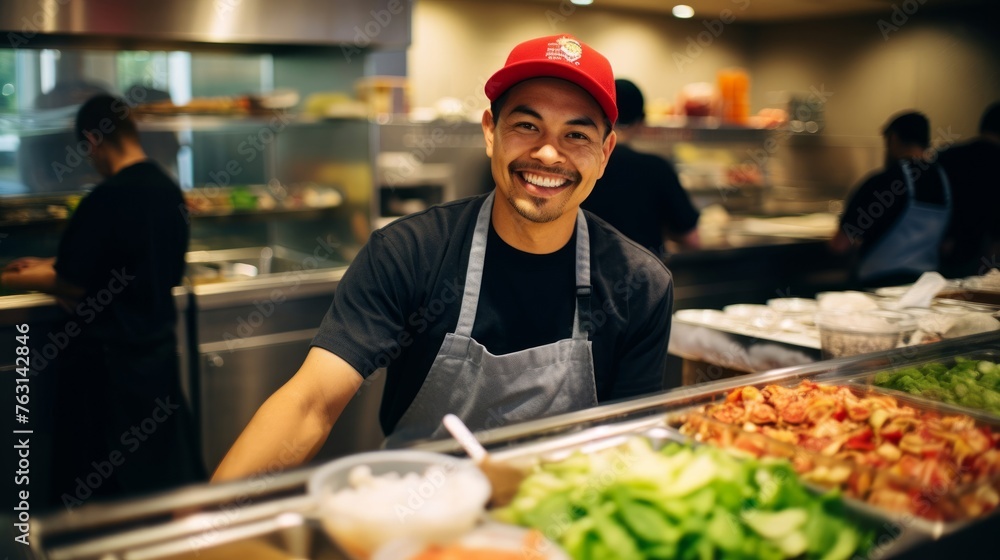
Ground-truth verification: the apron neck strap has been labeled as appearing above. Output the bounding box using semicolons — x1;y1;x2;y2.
573;207;593;339
454;192;592;340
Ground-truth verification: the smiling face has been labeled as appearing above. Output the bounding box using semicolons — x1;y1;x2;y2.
483;78;616;236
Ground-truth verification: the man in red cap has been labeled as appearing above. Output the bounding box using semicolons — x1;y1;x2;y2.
213;35;674;481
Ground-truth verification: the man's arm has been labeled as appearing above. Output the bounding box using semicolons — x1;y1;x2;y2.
1;258;85;305
211;347;363;483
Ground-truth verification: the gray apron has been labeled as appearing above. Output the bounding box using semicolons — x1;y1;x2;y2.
857;161;952;283
385;192;598;446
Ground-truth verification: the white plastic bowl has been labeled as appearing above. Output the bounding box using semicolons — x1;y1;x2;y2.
308;450;491;560
723;303;779;329
816;290;880;312
766;297;818;315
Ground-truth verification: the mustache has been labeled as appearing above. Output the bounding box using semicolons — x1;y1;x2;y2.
509;162;582;183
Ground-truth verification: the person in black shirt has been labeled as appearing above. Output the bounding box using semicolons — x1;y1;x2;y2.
830;111;951;287
2;94;203;507
213;35;674;481
582;79;700;258
937;102;1000;278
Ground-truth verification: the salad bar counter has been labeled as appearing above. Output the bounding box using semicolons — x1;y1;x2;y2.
26;332;1000;559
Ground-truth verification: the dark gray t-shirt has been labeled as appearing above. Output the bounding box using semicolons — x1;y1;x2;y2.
312;194;674;435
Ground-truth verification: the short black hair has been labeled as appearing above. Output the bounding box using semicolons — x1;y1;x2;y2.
75;94;138;147
980;101;1000;135
883;111;930;148
614;79;645;127
490;82;613;140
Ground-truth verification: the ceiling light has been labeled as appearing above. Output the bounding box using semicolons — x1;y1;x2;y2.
672;5;695;18
571;0;594;5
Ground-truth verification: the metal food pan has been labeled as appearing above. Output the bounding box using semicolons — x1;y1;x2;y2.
37;494;354;560
662;381;1000;530
482;416;924;558
833;348;1000;420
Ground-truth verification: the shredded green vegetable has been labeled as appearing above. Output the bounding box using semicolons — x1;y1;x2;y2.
492;438;874;560
872;358;1000;416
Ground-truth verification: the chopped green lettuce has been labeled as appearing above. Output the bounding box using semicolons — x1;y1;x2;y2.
493;437;873;559
872;358;1000;416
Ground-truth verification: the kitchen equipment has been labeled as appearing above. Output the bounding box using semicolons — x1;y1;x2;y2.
307;449;490;559
816;309;916;359
442;414;526;507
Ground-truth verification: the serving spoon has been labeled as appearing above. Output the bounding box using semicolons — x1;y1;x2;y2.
442;414;526;507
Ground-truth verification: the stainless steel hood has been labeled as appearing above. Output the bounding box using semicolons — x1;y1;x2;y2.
0;0;411;49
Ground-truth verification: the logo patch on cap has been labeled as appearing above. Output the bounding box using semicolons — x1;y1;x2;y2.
548;37;583;64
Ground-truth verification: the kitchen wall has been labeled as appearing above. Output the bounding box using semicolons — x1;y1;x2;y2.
408;0;753;121
751;8;1000;199
408;0;1000;199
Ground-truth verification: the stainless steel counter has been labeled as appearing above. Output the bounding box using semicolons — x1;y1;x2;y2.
0;264;385;514
665;226;850;316
22;332;1000;559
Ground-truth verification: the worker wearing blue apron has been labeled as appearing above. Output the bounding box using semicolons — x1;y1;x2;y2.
856;160;952;286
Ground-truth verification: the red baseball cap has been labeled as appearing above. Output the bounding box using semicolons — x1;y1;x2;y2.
485;35;617;124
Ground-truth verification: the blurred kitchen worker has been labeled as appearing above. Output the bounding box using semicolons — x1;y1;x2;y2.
937;101;1000;278
830;111;951;288
2;94;203;507
582;79;700;259
213;35;674;482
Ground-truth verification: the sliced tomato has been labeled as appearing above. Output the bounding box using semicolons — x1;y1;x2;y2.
845;428;876;451
881;430;904;444
833;406;847;422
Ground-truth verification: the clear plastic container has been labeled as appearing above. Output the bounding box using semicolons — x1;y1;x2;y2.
816;309;917;358
308;450;491;560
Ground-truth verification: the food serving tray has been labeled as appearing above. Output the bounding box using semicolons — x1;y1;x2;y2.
32;475;356;560
483;416;928;558
837;347;1000;420
665;381;1000;529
